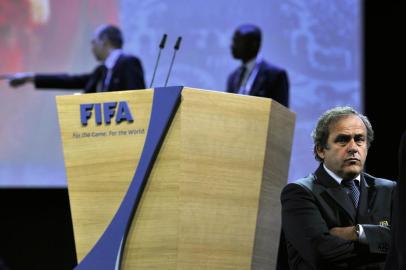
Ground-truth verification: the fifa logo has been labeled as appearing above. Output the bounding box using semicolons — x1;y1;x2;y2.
80;101;134;126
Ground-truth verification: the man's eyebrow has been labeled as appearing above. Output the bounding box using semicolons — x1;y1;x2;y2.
334;133;365;140
333;134;353;142
335;134;351;138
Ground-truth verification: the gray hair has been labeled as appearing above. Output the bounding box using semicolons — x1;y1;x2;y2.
311;106;374;162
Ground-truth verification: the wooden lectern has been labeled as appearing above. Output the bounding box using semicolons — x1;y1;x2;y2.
56;86;295;270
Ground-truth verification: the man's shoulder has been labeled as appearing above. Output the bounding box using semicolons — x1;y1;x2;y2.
291;174;317;189
281;174;318;201
117;54;142;63
363;173;397;188
283;174;317;193
227;66;240;77
259;59;287;74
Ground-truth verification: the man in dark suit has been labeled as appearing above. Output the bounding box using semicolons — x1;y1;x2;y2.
281;106;396;270
0;258;9;270
226;24;289;107
8;24;145;92
384;131;406;270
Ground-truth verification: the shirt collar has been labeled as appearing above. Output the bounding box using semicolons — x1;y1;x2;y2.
323;164;361;185
104;49;122;69
243;58;257;74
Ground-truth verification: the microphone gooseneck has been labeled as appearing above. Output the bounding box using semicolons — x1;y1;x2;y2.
149;33;167;88
164;36;182;87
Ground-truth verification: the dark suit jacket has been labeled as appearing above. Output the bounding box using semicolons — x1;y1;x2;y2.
34;54;145;93
384;132;406;270
281;165;396;270
226;59;289;107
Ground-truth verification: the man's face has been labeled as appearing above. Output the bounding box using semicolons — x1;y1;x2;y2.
91;28;108;62
231;31;246;60
91;36;105;62
317;115;368;179
231;30;259;63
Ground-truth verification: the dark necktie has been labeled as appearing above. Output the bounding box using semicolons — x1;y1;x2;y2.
236;65;247;91
341;179;360;208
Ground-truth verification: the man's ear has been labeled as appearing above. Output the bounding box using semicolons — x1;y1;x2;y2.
316;145;325;160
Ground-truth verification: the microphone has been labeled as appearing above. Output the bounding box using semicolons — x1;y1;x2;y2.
164;36;182;87
149;33;167;88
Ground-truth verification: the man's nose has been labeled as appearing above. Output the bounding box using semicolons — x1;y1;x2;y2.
347;139;359;153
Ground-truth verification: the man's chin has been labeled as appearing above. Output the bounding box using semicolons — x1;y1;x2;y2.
343;167;362;178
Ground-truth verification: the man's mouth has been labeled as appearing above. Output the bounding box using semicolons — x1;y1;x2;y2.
345;158;360;164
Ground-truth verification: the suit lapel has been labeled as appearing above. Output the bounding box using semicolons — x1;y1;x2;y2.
248;60;263;95
314;165;357;221
106;55;123;91
325;188;357;221
357;174;377;223
85;65;105;93
231;67;244;93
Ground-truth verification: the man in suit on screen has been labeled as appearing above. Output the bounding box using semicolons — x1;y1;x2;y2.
226;24;289;107
8;24;145;92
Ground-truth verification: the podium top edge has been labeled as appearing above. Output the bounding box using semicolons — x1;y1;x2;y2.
54;87;293;112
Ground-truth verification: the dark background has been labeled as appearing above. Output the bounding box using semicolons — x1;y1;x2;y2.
0;1;403;269
0;189;77;269
364;0;404;180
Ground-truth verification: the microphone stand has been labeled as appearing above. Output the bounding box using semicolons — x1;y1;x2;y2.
164;37;182;87
149;34;167;88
